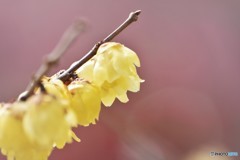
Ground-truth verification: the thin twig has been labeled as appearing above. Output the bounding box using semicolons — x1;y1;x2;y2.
57;10;141;82
18;20;86;101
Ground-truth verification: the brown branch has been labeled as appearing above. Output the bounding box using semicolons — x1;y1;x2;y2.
18;19;86;101
57;10;141;82
18;10;141;101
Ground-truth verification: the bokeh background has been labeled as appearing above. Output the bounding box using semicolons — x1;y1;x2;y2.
0;0;240;160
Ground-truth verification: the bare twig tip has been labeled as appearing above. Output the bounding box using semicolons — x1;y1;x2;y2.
134;10;142;15
73;19;87;33
129;10;141;21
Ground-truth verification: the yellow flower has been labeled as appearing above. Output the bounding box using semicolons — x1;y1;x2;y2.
0;102;52;160
76;42;143;106
41;76;71;100
68;79;101;126
100;74;142;106
23;94;78;149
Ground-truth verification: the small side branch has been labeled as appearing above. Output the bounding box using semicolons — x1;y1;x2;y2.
57;10;141;82
18;20;86;101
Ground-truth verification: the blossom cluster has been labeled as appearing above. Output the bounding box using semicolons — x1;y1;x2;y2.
0;42;143;160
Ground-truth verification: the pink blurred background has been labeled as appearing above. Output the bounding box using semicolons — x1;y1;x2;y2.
1;0;240;160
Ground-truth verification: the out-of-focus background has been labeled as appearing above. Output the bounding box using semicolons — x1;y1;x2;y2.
1;0;240;160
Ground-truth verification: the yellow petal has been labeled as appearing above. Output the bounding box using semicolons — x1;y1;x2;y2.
68;79;101;126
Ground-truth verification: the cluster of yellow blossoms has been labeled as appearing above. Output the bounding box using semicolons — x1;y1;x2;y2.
0;42;143;160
